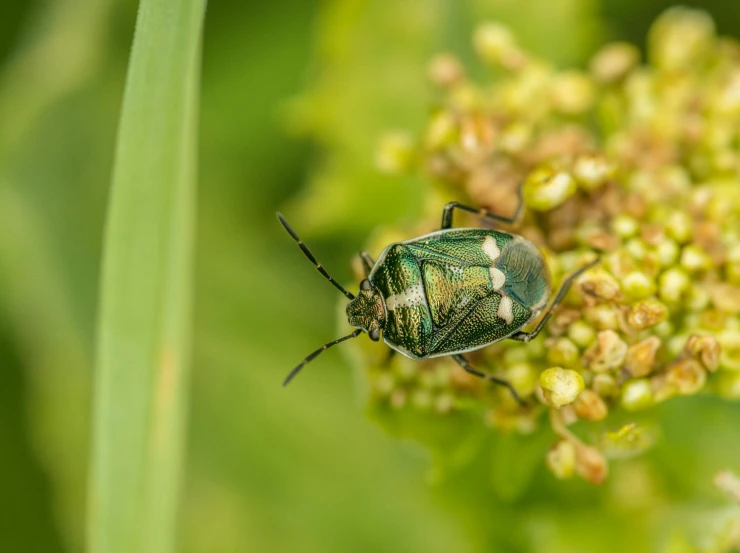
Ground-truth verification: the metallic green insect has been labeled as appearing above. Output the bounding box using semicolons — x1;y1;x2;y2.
278;188;597;403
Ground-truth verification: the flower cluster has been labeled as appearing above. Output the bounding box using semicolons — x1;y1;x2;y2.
362;8;740;484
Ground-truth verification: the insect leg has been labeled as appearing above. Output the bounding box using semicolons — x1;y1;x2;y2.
359;251;375;277
509;258;600;343
452;354;525;406
440;181;524;229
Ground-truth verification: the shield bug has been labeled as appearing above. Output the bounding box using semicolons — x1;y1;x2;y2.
278;186;597;404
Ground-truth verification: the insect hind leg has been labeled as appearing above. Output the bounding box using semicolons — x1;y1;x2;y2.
440;182;524;229
509;258;600;343
452;354;525;406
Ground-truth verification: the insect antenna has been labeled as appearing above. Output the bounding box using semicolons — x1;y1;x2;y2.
277;213;355;300
283;329;363;386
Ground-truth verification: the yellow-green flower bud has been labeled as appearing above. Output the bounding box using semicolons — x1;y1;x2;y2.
611;214;639;239
685;334;721;372
375;372;396;396
523;165;577;211
550;71;595;115
574;442;608;484
655;238;680;267
665;358;706;395
547;338;580;368
505;362;538;397
473;22;526;70
622;271;656;301
679;244;712;272
658;267;690;303
567;319;596;349
665;211;693;244
624;336;662;378
586;304;621;330
621;379;654;411
434;393;455;414
411;389;433;410
628;299;670;331
592;373;618;398
428;53;465;88
578;269;622;303
589;41;640;84
425;110;458;150
540;367;585;408
547;440;576;479
573;153;615;191
583;330;628;372
574;389;608;421
648;7;715;72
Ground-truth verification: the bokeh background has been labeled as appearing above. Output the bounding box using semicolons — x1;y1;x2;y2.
2;0;740;552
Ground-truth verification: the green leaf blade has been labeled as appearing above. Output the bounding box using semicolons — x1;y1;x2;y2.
87;1;206;552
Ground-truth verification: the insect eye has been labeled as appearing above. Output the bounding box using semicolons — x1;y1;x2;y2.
368;328;380;341
360;279;372;291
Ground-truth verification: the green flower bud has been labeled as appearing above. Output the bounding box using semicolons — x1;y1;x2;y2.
589;42;640;84
567;319;597;349
679;244;712;272
550;71;595;115
523;165;577;211
547;338;580;368
685;334;721;372
624;336;662;377
658;267;690;303
628;299;669;331
473;22;526;70
592;373;618;398
583;330;628;372
547;440;576;479
573;153;615;191
540;367;585;408
428;53;465;88
621;379;655;411
622;271;656;301
648;7;715;72
574;389;608;421
611;214;639;239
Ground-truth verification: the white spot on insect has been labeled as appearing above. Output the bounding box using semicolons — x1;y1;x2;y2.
489;267;506;290
482;236;501;262
497;295;514;324
447;265;464;276
385;284;425;311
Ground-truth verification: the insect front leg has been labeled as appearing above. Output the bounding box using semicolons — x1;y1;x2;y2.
509;258;600;343
440;181;524;229
452;354;525;406
358;251;375;277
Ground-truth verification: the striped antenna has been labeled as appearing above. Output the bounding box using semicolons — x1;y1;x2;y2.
277;213;355;300
283;329;363;386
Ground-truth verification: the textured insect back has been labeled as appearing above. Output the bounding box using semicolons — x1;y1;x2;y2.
356;8;740;487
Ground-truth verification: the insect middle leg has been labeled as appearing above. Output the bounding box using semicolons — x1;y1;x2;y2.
452;354;524;406
440;181;524;229
509;258;600;343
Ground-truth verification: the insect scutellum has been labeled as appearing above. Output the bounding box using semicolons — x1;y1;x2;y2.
278;188;598;405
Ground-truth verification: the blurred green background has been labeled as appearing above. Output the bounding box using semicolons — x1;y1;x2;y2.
2;0;740;552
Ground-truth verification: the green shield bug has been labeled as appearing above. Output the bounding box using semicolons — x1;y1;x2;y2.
278;186;597;404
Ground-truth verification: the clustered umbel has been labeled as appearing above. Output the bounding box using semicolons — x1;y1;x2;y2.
363;8;740;484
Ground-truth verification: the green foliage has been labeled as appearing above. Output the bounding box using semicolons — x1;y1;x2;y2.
87;0;206;552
